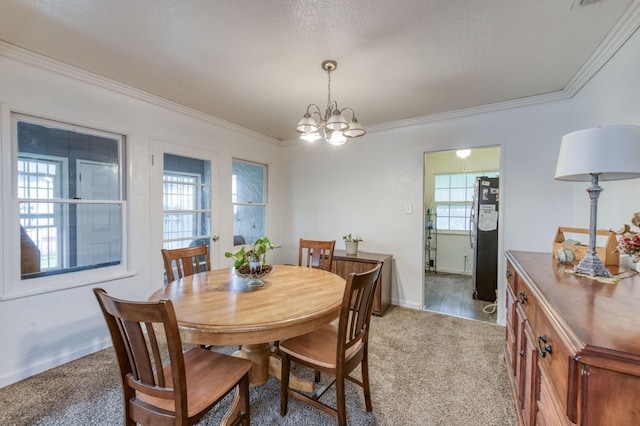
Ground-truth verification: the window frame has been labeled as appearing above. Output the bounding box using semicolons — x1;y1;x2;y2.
231;158;268;246
1;107;133;300
433;170;499;233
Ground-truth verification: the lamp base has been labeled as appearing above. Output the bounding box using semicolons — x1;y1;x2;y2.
573;253;613;278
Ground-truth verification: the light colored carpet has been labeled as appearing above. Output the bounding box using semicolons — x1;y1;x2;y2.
0;306;517;425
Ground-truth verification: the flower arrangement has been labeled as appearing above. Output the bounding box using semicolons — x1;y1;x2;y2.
614;212;640;262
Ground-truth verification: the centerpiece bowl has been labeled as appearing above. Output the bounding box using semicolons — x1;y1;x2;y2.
235;264;274;288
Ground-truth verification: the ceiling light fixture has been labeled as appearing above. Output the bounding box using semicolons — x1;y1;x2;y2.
456;149;471;159
295;60;366;145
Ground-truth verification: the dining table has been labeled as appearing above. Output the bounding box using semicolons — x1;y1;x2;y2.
148;264;346;389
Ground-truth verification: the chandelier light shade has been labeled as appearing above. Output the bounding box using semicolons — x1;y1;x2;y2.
295;60;366;145
554;124;640;278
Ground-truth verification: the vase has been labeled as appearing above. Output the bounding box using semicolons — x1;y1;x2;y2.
345;241;358;255
620;254;640;273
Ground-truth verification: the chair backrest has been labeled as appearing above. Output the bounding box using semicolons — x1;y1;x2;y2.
93;288;190;423
337;263;382;359
298;239;336;271
161;244;211;283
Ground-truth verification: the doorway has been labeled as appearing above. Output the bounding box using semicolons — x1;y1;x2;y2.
423;146;501;323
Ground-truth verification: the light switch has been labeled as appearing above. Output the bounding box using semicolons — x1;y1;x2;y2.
405;204;412;214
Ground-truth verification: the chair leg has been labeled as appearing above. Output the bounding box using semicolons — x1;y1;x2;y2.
239;373;250;426
336;376;347;426
314;370;321;383
280;353;290;416
361;352;373;412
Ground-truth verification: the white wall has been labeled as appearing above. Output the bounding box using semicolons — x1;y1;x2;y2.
284;26;640;328
0;54;287;387
569;27;640;230
284;100;575;316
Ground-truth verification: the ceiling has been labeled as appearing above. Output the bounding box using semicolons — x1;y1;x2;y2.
0;0;637;143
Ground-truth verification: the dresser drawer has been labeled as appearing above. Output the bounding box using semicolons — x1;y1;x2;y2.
538;365;573;426
535;307;572;418
506;260;517;293
516;279;538;330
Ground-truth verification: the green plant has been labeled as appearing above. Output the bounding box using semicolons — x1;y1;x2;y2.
342;233;363;243
225;236;275;268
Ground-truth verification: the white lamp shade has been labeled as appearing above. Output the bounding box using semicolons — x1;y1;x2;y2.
343;118;366;138
555;125;640;181
296;114;319;134
326;110;348;131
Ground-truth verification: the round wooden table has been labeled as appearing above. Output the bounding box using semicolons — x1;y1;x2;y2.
148;265;346;386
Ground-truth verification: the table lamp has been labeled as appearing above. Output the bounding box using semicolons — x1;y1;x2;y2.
554;125;640;278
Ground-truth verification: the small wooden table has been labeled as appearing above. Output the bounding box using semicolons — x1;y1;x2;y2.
148;265;345;387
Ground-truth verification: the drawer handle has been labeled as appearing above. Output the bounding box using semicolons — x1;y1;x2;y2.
518;291;528;305
537;335;552;358
506;270;513;280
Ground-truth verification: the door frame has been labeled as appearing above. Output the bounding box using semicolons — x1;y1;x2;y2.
150;139;220;288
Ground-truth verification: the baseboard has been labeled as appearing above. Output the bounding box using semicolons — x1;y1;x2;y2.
392;299;421;310
0;338;112;388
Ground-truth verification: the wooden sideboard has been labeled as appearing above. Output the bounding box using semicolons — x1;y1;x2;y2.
505;250;640;426
331;250;392;316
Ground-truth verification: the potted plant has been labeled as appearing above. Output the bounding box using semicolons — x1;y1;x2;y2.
225;236;275;274
342;233;363;255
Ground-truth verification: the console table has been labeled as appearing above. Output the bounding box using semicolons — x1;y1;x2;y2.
331;250;392;316
505;250;640;425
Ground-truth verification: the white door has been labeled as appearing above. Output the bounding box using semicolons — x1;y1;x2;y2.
151;140;220;286
76;160;121;267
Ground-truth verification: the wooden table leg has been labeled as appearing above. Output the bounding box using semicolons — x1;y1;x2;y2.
232;343;272;386
231;342;314;392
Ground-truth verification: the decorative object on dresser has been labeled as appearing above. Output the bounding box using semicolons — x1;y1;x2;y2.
331;250;392;316
554;125;640;278
552;227;619;266
505;250;640;425
613;211;640;272
342;233;363;255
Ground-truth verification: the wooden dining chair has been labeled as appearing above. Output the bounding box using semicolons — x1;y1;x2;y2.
279;263;382;426
298;239;336;271
93;288;251;426
161;244;211;283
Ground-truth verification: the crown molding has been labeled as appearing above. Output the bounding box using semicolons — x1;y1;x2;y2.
564;0;640;97
0;40;283;146
365;91;570;133
367;0;640;134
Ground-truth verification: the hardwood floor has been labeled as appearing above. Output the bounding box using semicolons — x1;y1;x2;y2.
424;271;496;323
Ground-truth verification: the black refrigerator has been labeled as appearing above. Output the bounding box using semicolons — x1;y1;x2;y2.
470;176;499;302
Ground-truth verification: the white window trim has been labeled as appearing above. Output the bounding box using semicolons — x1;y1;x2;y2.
433;171;498;231
232;158;268;246
1;106;133;300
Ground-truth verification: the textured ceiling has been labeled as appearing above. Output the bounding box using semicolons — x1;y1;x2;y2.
0;0;637;142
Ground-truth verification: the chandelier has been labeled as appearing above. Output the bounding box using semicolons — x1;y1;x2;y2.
295;60;366;145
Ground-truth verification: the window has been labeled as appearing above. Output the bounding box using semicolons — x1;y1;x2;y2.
9;113;127;289
162;154;212;250
434;171;498;231
232;159;267;245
